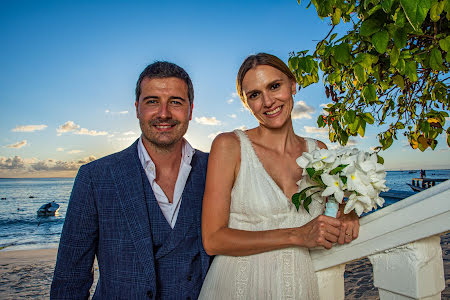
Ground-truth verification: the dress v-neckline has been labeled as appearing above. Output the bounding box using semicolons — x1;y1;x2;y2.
238;130;309;201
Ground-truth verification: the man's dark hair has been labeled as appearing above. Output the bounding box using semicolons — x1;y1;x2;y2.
135;61;194;104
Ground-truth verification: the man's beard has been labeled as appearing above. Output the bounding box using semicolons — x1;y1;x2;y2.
139;118;187;151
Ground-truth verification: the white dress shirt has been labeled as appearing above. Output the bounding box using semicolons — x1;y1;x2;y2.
137;137;195;228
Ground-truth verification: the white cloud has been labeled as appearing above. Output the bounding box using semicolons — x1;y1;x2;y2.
236;125;248;131
106;109;129;115
123;131;137;136
56;147;64;152
75;128;108;136
0;156;26;169
57;121;107;136
228;114;237;119
208;131;223;139
12;124;47;132
232;92;239;98
304;126;328;134
6;140;27;149
195;116;222;125
68;150;83;154
226;98;234;104
57;121;80;134
292;101;315;119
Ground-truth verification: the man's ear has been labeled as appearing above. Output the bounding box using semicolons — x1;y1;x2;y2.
189;102;194;121
135;101;139;118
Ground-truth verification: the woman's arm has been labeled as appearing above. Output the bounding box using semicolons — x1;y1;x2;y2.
201;133;342;256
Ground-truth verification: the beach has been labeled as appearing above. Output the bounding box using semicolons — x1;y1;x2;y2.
0;233;448;299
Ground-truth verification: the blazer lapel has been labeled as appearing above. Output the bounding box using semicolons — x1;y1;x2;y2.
110;141;156;280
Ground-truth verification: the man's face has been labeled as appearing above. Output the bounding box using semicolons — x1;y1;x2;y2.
135;77;192;151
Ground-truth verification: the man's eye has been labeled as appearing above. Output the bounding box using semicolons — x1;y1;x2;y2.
170;100;182;105
271;83;280;90
145;99;158;104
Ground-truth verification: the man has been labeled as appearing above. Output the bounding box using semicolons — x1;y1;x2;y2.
51;62;210;299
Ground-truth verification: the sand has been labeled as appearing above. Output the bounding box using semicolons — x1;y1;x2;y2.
0;233;448;299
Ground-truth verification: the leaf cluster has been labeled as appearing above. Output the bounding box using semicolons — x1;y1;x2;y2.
291;0;449;151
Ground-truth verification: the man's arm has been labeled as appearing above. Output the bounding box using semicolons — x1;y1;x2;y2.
51;165;98;299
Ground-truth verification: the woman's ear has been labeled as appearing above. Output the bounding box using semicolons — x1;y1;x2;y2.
291;80;297;95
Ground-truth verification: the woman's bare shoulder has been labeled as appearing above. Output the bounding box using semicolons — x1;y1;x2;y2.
210;131;241;158
297;135;328;150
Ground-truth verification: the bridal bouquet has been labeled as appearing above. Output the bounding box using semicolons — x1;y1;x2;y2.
291;148;389;217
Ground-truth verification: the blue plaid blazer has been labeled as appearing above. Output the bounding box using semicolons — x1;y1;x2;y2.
50;140;210;299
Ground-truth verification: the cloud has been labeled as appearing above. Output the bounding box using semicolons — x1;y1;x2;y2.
236;125;248;131
228;114;237;119
0;156;26;169
226;98;234;104
292;101;315;119
304;126;328;134
75;128;108;136
105;109;129;115
56;147;64;152
208;131;223;139
195;116;222;125
6;140;27;149
123;131;137;136
30;156;97;171
57;121;107;136
12;124;47;132
68;150;83;154
57;121;80;134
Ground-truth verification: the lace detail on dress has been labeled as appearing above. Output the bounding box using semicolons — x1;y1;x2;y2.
282;249;295;299
235;257;250;299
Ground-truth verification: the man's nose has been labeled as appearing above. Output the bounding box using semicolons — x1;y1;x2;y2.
158;103;171;119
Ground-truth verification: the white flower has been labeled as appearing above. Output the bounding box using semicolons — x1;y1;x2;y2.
296;152;313;169
344;164;371;195
321;174;344;203
344;193;372;216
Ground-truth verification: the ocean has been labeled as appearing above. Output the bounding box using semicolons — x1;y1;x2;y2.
1;169;449;251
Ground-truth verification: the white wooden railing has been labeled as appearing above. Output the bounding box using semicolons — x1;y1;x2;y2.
311;179;450;300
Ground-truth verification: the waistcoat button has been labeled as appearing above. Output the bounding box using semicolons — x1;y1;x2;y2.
147;290;153;298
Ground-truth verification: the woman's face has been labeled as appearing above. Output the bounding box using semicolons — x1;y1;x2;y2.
242;65;296;129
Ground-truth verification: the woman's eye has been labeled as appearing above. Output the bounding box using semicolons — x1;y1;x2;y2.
271;83;280;90
248;92;259;99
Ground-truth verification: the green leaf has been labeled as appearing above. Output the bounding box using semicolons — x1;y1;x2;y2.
381;0;394;12
340;176;348;185
344;110;356;123
372;30;390;53
303;195;313;213
363;112;375;124
317;115;326;127
289;57;299;70
358;119;367;137
354;64;368;83
360;18;382;36
393;28;407;48
363;84;377;103
377;154;384;164
348;118;360;134
439;36;450;52
291;193;301;211
332;7;342;25
405;60;418;82
400;0;432;31
390;46;400;66
397;58;406;74
306;167;315;178
392;75;405;90
330;164;349;175
430;47;444;70
334;43;352;64
394;7;408;27
430;0;445;22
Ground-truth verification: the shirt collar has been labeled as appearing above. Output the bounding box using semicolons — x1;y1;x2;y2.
137;136;195;177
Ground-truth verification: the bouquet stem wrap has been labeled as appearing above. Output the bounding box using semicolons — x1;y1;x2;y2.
324;197;339;218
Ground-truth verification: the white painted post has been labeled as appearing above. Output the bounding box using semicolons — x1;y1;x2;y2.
368;235;445;300
315;264;345;300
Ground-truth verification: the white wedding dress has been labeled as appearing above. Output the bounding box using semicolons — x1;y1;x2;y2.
199;130;324;300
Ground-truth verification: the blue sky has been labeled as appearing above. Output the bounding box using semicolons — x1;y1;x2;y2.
1;0;449;177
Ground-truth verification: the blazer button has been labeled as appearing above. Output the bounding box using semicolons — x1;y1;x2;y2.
186;297;191;300
147;290;153;298
187;275;192;281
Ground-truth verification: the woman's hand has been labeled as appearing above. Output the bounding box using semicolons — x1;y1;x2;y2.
336;204;360;245
295;215;342;249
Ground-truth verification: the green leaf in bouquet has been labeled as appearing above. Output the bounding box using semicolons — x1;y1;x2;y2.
291;193;301;211
303;195;313;213
340;176;348;185
330;164;349;175
306;167;316;178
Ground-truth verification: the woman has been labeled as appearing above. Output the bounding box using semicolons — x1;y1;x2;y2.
199;53;359;299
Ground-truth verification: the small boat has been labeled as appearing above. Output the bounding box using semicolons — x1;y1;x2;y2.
407;178;448;192
37;201;60;216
